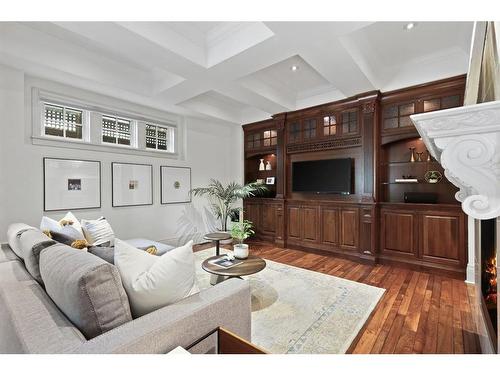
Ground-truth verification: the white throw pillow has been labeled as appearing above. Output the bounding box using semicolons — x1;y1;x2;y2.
114;238;199;317
81;217;115;246
40;212;85;240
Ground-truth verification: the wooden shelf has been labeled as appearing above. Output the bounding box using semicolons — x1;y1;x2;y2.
382;161;439;166
381;182;441;185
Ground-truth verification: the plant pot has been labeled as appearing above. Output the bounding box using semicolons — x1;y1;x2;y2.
233;244;249;259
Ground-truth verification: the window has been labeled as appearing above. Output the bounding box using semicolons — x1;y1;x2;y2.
102;115;132;146
263;130;277;147
323;115;337;136
341;110;358;134
146;124;171;151
303;119;316;139
43;103;83;139
288;122;301;143
246;133;261;149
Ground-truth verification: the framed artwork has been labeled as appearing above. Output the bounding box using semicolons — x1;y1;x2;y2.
266;177;275;185
43;157;101;212
112;162;153;207
160;166;191;204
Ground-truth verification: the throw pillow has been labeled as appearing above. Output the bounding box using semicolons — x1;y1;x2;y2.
40;212;85;241
114;239;199;317
19;229;57;284
7;223;37;259
81;217;115;246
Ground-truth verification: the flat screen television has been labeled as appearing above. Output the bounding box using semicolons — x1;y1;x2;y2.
292;158;353;194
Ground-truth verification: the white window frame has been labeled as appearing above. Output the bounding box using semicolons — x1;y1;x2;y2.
145;123;174;152
30;87;182;159
100;114;137;148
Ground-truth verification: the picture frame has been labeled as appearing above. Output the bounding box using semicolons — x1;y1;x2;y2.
111;162;153;207
266;177;275;185
43;157;101;212
160;166;191;204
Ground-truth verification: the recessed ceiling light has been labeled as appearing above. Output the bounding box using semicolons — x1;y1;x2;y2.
290;65;299;71
404;22;417;31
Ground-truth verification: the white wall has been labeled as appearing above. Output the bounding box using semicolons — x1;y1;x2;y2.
0;64;244;244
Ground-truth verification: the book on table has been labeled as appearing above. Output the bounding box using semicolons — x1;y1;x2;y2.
208;256;245;269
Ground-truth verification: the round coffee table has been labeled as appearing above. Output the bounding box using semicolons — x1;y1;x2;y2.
202;255;266;285
204;232;232;256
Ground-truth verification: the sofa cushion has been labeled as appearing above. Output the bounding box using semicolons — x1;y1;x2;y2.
114;239;199;318
39;244;132;339
6;223;37;259
0;243;20;263
0;277;85;353
19;229;57;284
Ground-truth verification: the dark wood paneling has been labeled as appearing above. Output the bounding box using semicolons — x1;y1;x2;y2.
340;208;359;250
260;204;276;235
302;206;319;243
381;210;416;257
287;205;301;240
420;213;462;266
320;207;340;245
244;202;261;232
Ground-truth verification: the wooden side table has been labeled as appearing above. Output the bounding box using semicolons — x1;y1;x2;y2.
203;232;232;256
185;327;267;354
202;254;266;285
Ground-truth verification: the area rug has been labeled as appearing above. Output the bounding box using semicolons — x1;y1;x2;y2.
194;249;385;354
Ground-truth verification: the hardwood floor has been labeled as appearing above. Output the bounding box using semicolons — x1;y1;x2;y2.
195;240;482;354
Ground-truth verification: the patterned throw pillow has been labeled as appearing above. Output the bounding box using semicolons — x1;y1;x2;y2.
81;217;115;246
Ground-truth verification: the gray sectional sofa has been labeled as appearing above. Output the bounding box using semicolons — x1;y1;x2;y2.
0;225;251;354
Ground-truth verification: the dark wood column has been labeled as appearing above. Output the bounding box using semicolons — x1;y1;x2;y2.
273;113;286;199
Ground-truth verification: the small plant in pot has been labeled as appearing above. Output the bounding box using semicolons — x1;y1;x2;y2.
231;220;255;259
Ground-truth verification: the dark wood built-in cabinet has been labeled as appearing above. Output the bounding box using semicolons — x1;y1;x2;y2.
243;75;467;278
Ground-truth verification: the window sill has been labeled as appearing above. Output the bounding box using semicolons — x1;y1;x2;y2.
32;136;179;159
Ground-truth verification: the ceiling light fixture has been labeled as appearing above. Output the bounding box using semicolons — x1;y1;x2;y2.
404;22;416;31
290;65;299;71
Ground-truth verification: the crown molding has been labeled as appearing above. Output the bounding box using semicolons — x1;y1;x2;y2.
411;100;500;219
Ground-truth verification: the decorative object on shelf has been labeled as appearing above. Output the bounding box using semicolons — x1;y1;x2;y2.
231;219;255;259
402;175;417;179
409;147;416;162
112;162;153;207
256;178;265;184
191;179;267;232
424;170;443;184
266;177;275;185
259;159;265;171
416;152;424;162
426;151;432;162
43;158;101;211
265;161;272;171
160;166;191;204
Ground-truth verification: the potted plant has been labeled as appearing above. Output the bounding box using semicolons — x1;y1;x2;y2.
191;179;267;241
231;220;255;259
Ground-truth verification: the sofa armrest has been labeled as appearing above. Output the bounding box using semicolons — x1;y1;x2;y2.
72;278;251;354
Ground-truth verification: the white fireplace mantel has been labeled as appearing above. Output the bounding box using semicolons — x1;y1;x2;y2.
411;100;500;220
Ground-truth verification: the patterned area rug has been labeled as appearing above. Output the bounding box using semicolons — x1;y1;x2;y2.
194;249;385;354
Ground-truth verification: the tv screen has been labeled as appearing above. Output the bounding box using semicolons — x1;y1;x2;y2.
292;158;352;194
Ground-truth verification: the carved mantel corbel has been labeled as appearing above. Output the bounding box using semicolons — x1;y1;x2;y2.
411;100;500;220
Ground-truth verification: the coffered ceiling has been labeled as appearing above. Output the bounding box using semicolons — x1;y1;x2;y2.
0;21;473;125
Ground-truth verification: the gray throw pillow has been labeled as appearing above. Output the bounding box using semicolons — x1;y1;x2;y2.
88;246;115;264
19;229;57;284
39;244;132;339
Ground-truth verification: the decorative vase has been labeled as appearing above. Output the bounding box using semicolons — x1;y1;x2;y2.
426;151;432;162
265;161;272;170
259;159;265;171
409;148;416;162
416;152;424;162
233;243;249;259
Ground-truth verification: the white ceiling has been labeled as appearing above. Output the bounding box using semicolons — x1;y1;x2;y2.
0;21;473;125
